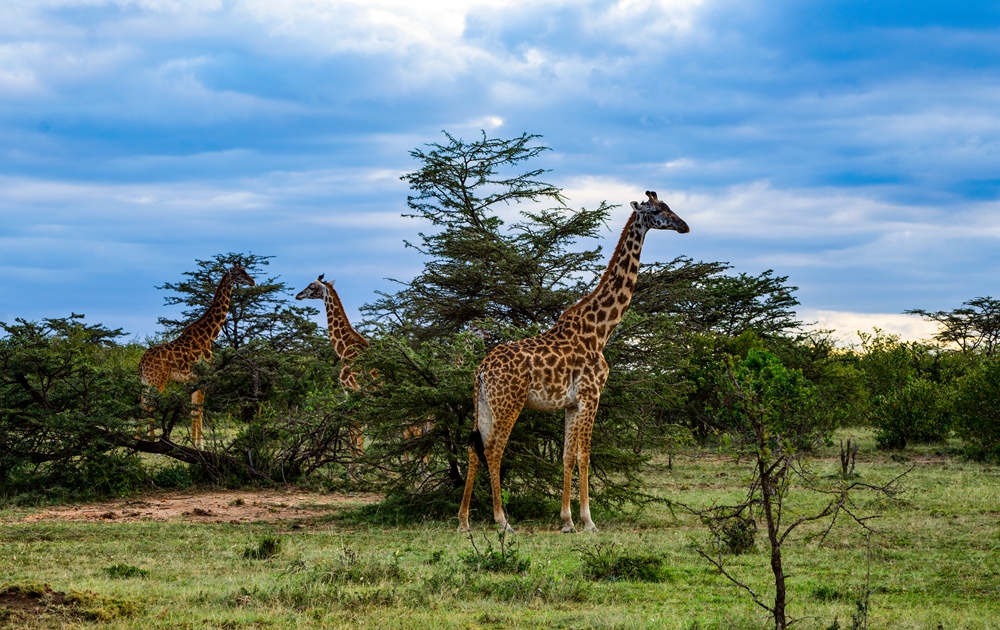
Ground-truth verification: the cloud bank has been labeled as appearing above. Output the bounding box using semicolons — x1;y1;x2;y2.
2;0;998;339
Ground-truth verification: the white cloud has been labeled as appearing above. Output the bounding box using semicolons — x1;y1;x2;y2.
800;309;940;345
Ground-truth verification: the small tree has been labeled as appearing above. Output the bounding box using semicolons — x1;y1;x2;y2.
689;349;905;630
156;252;318;351
871;378;950;450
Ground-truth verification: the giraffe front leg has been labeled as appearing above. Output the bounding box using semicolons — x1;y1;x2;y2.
561;406;580;533
138;391;155;440
577;402;599;533
346;424;364;479
191;389;205;449
457;447;479;532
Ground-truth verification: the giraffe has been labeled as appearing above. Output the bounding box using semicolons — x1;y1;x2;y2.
457;191;689;534
295;275;369;467
138;263;256;448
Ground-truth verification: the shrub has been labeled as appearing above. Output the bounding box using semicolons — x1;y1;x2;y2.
577;542;671;582
152;463;193;488
243;536;283;560
0;316;149;503
460;531;530;574
952;359;1000;458
317;546;405;584
873;378;950;450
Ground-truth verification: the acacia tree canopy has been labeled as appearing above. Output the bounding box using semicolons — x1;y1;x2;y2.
365;131;613;337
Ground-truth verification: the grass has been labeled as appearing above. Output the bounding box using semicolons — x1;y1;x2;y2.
1;428;999;628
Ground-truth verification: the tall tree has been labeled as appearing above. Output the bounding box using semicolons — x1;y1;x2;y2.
157;252;319;351
365;131;613;337
354;132;670;517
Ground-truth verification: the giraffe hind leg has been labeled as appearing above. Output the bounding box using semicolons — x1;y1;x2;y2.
191;389;205;448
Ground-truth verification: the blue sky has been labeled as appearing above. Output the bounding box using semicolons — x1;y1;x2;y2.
2;0;998;341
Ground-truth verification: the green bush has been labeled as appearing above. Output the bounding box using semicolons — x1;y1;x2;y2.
873;378;950;450
952;359;1000;458
578;542;671;582
243;536;283;560
0;316;149;503
152;463;193;488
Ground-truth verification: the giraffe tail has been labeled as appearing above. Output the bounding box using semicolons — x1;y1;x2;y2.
469;371;488;466
468;429;487;466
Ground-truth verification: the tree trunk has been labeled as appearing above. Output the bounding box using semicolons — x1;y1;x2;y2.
758;454;787;630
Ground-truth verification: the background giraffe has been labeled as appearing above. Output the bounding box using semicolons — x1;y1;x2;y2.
458;191;689;533
295;275;369;466
138;263;255;448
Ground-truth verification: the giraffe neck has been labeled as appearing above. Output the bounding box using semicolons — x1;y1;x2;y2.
183;272;236;346
322;282;369;360
557;212;648;347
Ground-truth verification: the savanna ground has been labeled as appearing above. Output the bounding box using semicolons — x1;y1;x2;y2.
2;429;999;630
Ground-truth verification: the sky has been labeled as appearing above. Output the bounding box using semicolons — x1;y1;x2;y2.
2;0;999;343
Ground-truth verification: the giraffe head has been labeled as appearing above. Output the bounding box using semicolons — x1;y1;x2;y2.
295;274;331;301
226;262;257;287
631;190;689;233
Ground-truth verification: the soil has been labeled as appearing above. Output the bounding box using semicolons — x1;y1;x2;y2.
12;490;379;525
0;585;67;615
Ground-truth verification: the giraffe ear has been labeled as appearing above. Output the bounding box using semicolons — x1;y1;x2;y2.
630;201;640;211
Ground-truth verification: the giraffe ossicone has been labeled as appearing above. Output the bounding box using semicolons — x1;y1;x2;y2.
457;191;689;534
138;263;256;448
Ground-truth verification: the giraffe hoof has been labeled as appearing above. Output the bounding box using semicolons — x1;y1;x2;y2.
562;524;577;534
457;524;470;533
583;523;599;533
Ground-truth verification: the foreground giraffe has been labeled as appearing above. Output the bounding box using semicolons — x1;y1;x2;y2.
458;191;689;533
139;263;255;447
295;275;369;466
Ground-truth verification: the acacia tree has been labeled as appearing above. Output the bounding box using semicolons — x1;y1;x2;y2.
157;252;318;350
365;131;612;337
355;132;669;517
906;296;1000;357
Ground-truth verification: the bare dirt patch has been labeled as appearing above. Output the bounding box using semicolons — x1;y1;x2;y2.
12;490;379;525
0;584;67;616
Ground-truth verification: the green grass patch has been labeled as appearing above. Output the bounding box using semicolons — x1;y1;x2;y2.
1;428;999;628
